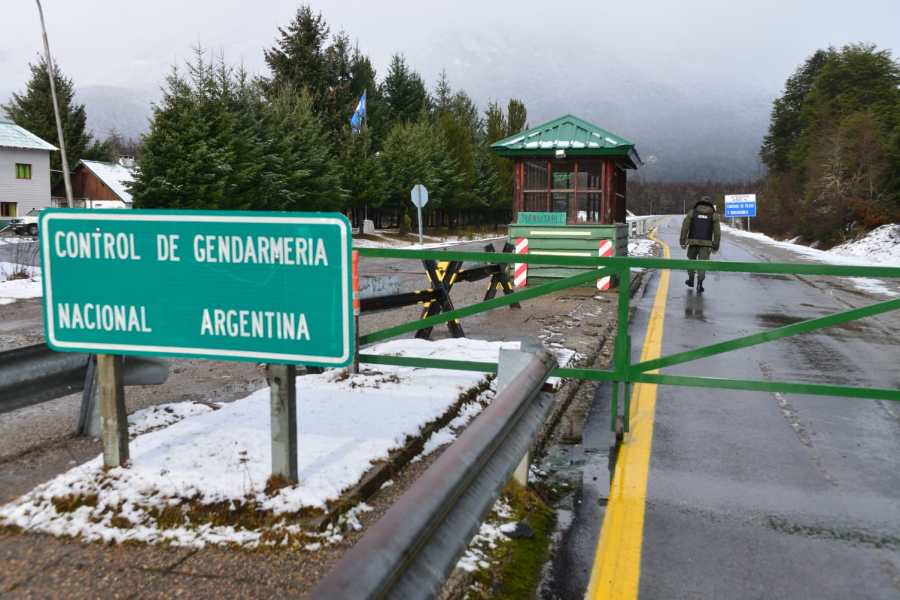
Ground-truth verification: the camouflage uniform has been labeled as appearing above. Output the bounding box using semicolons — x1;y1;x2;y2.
680;200;721;290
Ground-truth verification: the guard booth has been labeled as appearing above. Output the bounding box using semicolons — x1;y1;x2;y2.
490;114;641;289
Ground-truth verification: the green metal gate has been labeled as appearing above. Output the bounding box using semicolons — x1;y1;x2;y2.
357;244;900;434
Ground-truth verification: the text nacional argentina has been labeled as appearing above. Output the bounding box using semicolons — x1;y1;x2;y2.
41;210;353;365
51;230;331;340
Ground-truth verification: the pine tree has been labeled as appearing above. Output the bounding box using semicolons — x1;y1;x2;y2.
132;49;344;212
264;5;331;101
485;101;513;207
3;58;111;171
339;125;386;218
506;99;527;135
380;54;430;125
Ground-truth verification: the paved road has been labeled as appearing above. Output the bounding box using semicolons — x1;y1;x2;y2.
566;217;900;599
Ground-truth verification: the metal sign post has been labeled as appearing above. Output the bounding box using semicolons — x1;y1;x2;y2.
40;209;355;479
410;184;429;244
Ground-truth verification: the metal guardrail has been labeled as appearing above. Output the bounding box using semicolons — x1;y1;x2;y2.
0;344;88;414
626;214;668;237
310;347;557;600
0;344;170;417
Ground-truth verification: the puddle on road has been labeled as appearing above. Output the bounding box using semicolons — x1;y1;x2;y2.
537;439;620;599
755;312;890;342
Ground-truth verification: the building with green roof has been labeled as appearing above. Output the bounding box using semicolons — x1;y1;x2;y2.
490;114;641;288
0;118;57;225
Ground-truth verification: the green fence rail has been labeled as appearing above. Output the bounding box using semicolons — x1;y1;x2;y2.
356;245;900;433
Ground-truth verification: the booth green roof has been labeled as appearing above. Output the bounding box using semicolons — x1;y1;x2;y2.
490;114;641;168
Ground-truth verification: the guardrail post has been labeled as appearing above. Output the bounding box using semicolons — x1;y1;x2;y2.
77;354;101;437
267;364;298;483
98;354;129;467
497;348;537;487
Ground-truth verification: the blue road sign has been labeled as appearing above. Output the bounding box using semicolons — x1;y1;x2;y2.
724;194;757;218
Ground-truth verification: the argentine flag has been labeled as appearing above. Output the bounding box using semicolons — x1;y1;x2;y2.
350;90;367;133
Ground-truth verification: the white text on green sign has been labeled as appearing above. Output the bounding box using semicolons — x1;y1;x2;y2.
39;210;354;366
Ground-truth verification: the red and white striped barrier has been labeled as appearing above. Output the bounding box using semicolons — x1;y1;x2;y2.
514;237;528;287
597;239;614;291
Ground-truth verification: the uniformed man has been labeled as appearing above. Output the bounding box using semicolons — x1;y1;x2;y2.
679;197;721;293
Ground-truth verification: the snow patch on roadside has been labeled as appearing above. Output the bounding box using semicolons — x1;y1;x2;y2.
724;225;899;297
628;238;659;258
0;338;517;548
0;261;42;303
456;497;516;572
830;224;900;265
128;401;220;437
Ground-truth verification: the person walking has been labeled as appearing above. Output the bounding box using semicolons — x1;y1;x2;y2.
680;197;721;293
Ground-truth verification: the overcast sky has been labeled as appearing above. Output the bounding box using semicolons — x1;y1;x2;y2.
2;0;898;180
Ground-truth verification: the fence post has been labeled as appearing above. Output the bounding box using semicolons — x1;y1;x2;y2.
268;364;299;483
98;354;129;467
612;266;631;435
352;250;360;374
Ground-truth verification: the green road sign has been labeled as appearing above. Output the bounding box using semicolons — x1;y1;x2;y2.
39;209;354;367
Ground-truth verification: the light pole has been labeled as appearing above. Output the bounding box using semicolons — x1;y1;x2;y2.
35;0;73;207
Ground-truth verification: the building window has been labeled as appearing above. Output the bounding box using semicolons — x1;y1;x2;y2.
15;163;32;180
1;202;17;217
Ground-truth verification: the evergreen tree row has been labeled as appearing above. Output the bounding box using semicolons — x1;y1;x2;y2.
132;5;529;224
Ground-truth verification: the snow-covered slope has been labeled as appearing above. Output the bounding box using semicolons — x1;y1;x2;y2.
830;224;900;266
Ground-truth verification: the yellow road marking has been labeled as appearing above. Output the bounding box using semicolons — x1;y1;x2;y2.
584;231;671;599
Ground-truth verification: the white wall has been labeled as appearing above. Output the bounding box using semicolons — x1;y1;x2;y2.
0;147;52;216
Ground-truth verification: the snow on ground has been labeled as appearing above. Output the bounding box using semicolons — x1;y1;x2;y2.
127;401;220;438
456;496;516;573
0;261;42;304
0;338;519;548
628;238;660;258
830;224;900;265
410;381;497;464
724;225;899;297
0;236;34;245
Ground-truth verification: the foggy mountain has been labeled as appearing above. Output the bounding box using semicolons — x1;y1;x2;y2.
75;85;157;141
417;29;771;183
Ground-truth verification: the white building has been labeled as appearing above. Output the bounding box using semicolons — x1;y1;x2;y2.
0;118;56;223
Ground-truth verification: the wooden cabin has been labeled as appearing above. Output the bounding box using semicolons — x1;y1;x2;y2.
52;158;135;208
490;114;641;288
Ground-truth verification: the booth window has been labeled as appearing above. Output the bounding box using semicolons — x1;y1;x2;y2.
523;160;549;212
522;158;605;220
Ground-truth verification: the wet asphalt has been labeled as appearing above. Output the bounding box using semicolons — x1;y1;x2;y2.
550;217;900;599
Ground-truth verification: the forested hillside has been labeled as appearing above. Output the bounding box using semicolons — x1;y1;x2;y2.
756;44;900;245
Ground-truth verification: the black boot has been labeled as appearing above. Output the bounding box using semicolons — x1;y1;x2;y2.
697;280;705;294
685;276;694;288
